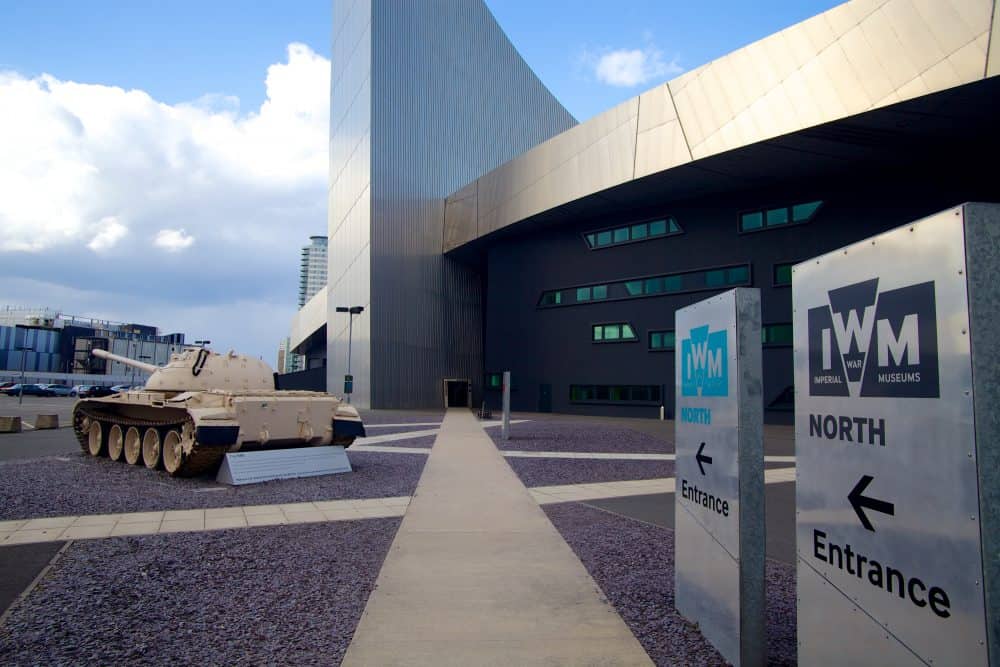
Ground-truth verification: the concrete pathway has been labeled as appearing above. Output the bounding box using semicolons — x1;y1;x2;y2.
341;409;653;666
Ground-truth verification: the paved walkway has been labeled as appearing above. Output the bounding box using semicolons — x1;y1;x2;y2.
341;409;653;666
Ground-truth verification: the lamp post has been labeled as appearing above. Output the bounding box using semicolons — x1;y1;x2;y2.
335;306;364;403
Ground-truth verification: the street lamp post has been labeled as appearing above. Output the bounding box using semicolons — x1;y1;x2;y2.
335;306;364;404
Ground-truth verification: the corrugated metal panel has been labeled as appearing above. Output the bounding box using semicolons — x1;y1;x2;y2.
366;0;576;409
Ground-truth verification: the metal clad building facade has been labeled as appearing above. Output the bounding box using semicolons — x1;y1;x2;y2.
328;0;576;408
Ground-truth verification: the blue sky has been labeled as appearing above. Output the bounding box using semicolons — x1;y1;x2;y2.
0;0;840;363
1;0;838;120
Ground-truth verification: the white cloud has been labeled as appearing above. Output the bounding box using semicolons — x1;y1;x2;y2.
585;43;682;88
86;216;128;252
0;43;331;361
154;228;195;252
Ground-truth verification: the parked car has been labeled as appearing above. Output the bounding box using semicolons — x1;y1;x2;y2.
38;384;72;396
1;383;54;396
110;384;132;393
76;385;115;398
0;382;16;392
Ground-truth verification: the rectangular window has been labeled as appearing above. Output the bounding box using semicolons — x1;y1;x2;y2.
603;324;620;340
630;223;647;240
569;384;661;404
613;228;629;243
486;373;502;389
539;291;562;306
577;287;592;301
592;284;608;299
792;201;822;222
625;280;643;296
592;325;603;341
621;324;635;339
766;207;789;226
740;211;763;231
762;323;793;346
663;275;683;292
597;230;612;246
648;219;667;236
594;322;637;343
774;262;794;286
727;265;749;284
649;330;675;351
645;277;663;294
705;269;726;287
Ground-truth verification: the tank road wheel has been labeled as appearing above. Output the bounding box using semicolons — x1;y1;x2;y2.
142;428;162;470
107;425;125;461
162;430;185;476
124;427;142;465
87;421;106;457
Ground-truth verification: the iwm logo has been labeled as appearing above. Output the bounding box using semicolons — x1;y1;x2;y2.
681;325;728;397
808;278;939;398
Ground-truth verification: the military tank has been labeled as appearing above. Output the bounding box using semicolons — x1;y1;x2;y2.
72;347;365;477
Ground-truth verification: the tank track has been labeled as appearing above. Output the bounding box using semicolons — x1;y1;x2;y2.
72;403;226;477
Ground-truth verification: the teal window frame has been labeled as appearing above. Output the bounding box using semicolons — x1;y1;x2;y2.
762;323;793;347
739;200;822;233
569;384;662;404
773;262;795;287
649;329;676;352
592;322;638;344
583;216;683;250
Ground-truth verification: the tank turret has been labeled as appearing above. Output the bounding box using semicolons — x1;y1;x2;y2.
93;347;275;393
72;346;365;478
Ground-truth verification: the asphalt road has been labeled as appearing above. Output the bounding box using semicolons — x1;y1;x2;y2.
0;428;80;461
0;395;77;428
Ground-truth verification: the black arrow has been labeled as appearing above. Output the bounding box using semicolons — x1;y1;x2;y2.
848;475;894;532
696;442;712;475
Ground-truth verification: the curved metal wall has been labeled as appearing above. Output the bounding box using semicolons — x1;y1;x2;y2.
329;0;576;408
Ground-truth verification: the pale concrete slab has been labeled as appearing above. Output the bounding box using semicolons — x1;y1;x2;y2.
245;513;286;527
205;515;248;530
159;519;204;534
22;516;75;530
59;525;113;540
342;409;652;666
116;511;164;524
71;514;118;527
109;522;160;537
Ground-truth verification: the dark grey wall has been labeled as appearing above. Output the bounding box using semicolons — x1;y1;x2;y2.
483;167;999;422
367;0;577;409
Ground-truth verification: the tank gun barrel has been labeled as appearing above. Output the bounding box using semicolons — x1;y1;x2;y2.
92;348;160;374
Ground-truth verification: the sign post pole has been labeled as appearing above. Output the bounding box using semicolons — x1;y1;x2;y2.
793;203;998;665
501;371;511;440
674;287;764;667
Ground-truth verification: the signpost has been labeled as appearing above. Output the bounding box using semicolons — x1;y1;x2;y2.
501;371;511;440
794;203;998;665
674;287;764;667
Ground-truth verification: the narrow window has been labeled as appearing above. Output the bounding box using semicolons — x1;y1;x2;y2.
705;269;726;287
668;218;682;233
621;324;636;339
645;277;663;294
648;219;667;236
613;227;629;243
597;230;612;246
727;265;749;284
577;287;592;302
592;285;608;299
762;323;794;346
625;280;643;296
630;223;648;240
585;233;597;248
604;324;621;340
774;263;793;286
663;275;682;292
766;207;790;226
792;201;822;222
592;325;603;341
740;211;764;231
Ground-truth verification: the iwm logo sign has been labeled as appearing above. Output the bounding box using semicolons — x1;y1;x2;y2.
808;278;939;398
681;325;728;397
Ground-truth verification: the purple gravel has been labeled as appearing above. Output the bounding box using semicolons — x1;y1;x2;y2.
0;450;426;520
356;410;443;425
506;457;674;487
359;434;435;448
0;520;399;666
491;420;672;454
545;502;796;666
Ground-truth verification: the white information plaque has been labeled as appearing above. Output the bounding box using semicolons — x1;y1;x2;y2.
216;446;352;486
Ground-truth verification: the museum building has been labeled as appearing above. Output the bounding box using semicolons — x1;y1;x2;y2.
288;0;1000;421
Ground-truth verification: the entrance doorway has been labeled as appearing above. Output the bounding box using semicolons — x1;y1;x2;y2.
443;379;470;408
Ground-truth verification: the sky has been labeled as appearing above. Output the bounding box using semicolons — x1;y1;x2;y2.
0;0;839;365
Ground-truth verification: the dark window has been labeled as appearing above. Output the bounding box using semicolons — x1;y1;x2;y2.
537;263;752;309
649;330;676;351
762;323;793;346
740;200;822;233
584;217;682;249
593;322;637;343
569;384;662;404
773;262;794;286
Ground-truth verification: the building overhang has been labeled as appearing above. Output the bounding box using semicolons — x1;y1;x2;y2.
444;0;1000;255
289;286;327;355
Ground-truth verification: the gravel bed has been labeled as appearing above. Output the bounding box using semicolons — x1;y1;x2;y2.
357;435;435;448
544;502;796;666
356;410;443;425
507;457;674;488
0;519;399;666
491;420;671;454
0;450;426;520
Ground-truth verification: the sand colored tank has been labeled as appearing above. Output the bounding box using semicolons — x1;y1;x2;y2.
71;347;365;477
